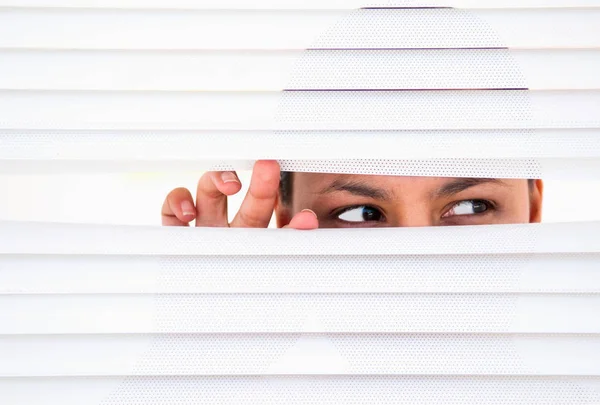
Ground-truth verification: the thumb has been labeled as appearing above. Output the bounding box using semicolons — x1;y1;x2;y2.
283;209;319;230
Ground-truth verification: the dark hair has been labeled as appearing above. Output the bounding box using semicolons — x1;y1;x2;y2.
279;171;294;205
279;171;535;205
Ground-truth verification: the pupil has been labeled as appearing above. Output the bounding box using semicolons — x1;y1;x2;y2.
362;206;381;221
472;201;488;213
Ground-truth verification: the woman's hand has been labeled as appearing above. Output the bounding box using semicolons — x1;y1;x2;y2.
161;160;318;229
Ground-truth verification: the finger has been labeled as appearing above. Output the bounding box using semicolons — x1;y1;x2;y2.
195;170;242;227
230;160;280;228
284;209;319;230
162;187;196;226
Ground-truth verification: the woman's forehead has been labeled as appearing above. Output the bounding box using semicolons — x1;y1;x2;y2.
293;172;518;189
290;173;526;203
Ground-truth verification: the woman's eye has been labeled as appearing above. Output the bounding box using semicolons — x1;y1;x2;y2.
443;200;490;218
337;206;384;223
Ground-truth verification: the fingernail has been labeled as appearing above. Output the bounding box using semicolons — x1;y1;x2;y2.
301;208;317;218
181;200;196;217
221;171;239;184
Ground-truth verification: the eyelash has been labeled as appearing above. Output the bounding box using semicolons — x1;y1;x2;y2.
443;199;496;218
333;205;385;222
332;199;496;222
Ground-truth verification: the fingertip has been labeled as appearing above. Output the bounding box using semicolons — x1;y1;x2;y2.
210;171;242;196
255;159;280;171
219;178;243;196
248;161;281;202
179;199;196;221
253;160;281;183
286;209;319;230
220;171;240;185
163;187;195;225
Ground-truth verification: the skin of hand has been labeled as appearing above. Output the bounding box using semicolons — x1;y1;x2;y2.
161;160;319;229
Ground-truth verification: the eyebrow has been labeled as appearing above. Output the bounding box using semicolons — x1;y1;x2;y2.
433;178;508;198
318;177;507;201
318;179;392;201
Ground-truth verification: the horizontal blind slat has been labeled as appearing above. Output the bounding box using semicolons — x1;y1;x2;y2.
0;9;598;50
2;376;600;405
1;49;597;91
0;90;597;130
2;254;599;294
2;221;600;255
4;158;600;179
1;294;599;334
2;129;599;159
2;334;600;376
2;1;600;9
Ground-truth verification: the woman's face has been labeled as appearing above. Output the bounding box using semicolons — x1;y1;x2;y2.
277;174;543;228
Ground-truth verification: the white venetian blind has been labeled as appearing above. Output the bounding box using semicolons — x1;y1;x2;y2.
1;1;600;404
